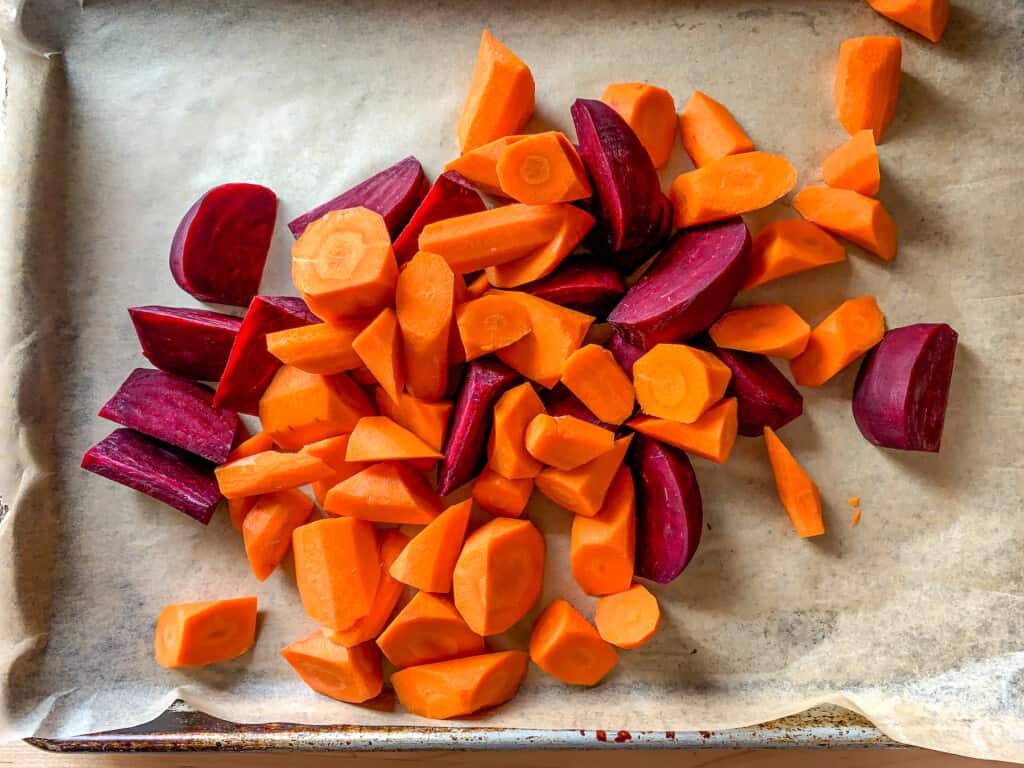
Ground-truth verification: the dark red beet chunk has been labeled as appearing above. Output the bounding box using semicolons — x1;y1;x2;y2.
853;323;958;452
542;384;617;431
81;429;221;524
214;295;317;414
520;257;626;318
606;330;645;379
169;183;277;307
392;171;486;264
288;156;428;238
705;339;803;437
128;306;241;381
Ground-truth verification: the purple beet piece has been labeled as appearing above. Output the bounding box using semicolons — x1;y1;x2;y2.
288;156;428;238
169;183;277;307
392;171;486;264
542;384;617;431
609;217;751;349
571;99;672;271
99;368;239;464
214;295;317;414
520;256;625;318
606;330;645;378
628;435;703;584
81;428;221;524
128;306;242;381
853;323;958;452
437;357;519;496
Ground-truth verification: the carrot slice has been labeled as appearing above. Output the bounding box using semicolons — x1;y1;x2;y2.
300;434;369;506
265;321;364;375
823;129;880;196
291;207;398;323
834;36;902;142
242;489;313;581
349;366;378;386
457;30;535;153
789;296;886;386
391;650;529;719
670;151;797;228
496;131;592;204
570;466;635;596
456;295;533;360
346;416;443;462
215;450;332;499
628;398;738;464
633;344;732;423
793;186;897;261
602;82;676;169
472;467;533;518
709;304;811;359
678;91;755;168
867;0;949;43
377;591;484;669
524;414;615;471
389;499;472;593
374;388;453;453
226;431;276;530
154;596;257;668
397;250;455;400
465;273;491;300
351;307;404;403
323;463;442;524
489;382;546;480
743;220;846;290
445;135;529;197
560;344;635;425
535;435;633;517
763;426;824;538
529;599;618;686
594;584;661;649
484;205;595;288
281;633;383;703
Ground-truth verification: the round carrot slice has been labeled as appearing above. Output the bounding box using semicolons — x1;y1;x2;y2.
594;584;661;649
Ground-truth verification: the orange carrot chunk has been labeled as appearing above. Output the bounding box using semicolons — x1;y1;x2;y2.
457;30;535;153
628;398;738;464
709;304;811;359
848;496;861;507
243;489;313;581
390;499;473;593
524;414;616;471
391;650;529;720
465;273;491;300
472;467;533;518
397;250;456;400
265;321;364;375
823;130;880;196
866;0;949;43
793;186;897;262
560;344;635;425
496;131;592;205
790;296;886;386
529;599;618;686
301;434;370;506
743;220;846;290
377;591;485;669
484;205;595;288
324;463;442;524
670;151;797;228
154;596;257;669
570;466;636;596
602;82;677;169
678;91;755;168
281;633;383;704
346;416;443;462
226;431;276;530
352;307;404;404
215;450;332;499
445;135;529;197
834;36;902;142
633;344;732;424
763;426;824;538
374;388;453;453
594;584;661;649
851;508;863;526
456;294;533;360
535;435;633;517
489;382;546;480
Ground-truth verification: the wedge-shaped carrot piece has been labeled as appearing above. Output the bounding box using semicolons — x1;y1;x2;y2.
496;131;592;205
834;36;902;142
628;398;738;464
633;344;732;424
291;207;398;323
823;129;880;196
281;633;383;703
350;307;403;403
324;463;441;524
226;431;275;530
349;366;378;386
456;295;533;360
602;82;676;169
489;383;546;479
452;518;545;635
154;596;257;668
390;499;472;593
391;650;529;719
397;251;455;400
560;344;635;425
867;0;948;43
465;273;491;300
709;304;811;359
377;591;484;668
678;91;755;168
472;467;533;518
484;205;595;289
243;489;313;581
535;435;632;517
793;186;897;261
457;30;535;153
346;416;443;463
419;204;568;275
216;450;332;499
374;389;453;453
763;426;824;537
258;365;374;450
570;466;635;596
529;599;618;686
445;135;529;197
594;584;661;649
670;151;797;229
790;296;886;386
743;220;846;290
300;434;369;506
265;321;364;375
293;517;380;629
524;414;615;471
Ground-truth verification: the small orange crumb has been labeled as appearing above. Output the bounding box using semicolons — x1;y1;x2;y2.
851;509;862;527
848;496;860;507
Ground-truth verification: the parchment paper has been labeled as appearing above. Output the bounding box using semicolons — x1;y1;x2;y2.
1;0;1022;760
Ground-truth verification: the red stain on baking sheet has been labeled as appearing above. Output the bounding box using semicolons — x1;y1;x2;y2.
596;730;607;742
699;730;713;738
665;731;676;739
614;730;632;742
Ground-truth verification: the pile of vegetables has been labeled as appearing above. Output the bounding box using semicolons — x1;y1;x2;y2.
83;0;959;720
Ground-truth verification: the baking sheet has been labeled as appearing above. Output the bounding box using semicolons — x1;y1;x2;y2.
1;0;1022;761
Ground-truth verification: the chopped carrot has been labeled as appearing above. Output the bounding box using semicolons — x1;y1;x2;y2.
790;296;886;386
670;151;797;229
496;131;592;204
391;650;529;719
793;186;897;261
396;250;455;400
300;434;368;506
323;463;441;524
374;388;453;453
346;416;443;462
228;497;258;532
444;135;529;196
678;91;755;168
154;596;257;669
602;82;676;169
570;466;635;596
823;129;880;196
834;36;902;142
377;591;484;668
456;294;533;360
489;383;546;479
560;344;635;425
226;431;276;531
484;205;595;288
465;273;491;300
390;499;472;593
281;633;383;703
763;426;824;538
349;366;378;386
452;517;545;635
352;307;404;404
292;516;380;629
242;489;313;581
709;304;812;359
472;467;533;518
258;365;374;450
215;450;332;499
594;584;661;649
867;0;949;43
529;599;618;686
524;414;615;471
628;398;738;464
457;30;535;153
633;344;732;424
265;321;364;375
535;435;633;517
743;219;846;290
851;508;863;526
291;207;398;323
848;496;861;507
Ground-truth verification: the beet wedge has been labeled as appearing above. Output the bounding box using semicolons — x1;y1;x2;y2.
129;306;241;382
521;256;625;318
392;171;486;264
